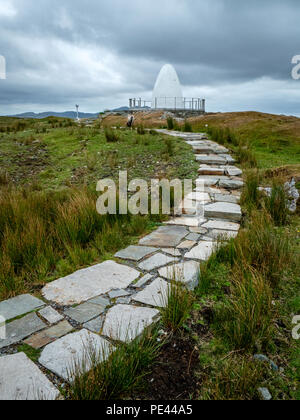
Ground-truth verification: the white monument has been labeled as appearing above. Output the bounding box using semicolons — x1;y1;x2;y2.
152;64;184;109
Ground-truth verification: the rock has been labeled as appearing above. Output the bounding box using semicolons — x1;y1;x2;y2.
138;253;179;271
196;155;227;165
133;279;170;308
198;166;225;176
39;329;114;382
64;302;106;324
204;202;242;222
24;321;73;349
0;313;46;349
220;154;236;164
185;192;211;202
161;248;182;257
219;179;244;190
177;240;197;249
132;274;153;289
83;316;104;333
224;166;243;177
214;194;240;204
38;307;64;325
42;261;140;306
186;233;200;241
254;354;279;372
115;246;158;262
158;261;200;290
284;178;299;212
165;216;205;227
189;227;208;235
109;290;130;299
184;241;217;261
0;353;60;400
208;230;239;240
139;225;188;248
102;305;159;342
202;220;240;231
0;294;45;322
258;387;272;401
87;296;110;307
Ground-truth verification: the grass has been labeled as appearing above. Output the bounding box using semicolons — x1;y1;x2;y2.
67;327;163;400
0;185;164;299
160;282;194;332
0;117;198;190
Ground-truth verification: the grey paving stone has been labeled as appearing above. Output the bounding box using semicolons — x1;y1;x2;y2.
87;296;110;307
24;320;73;349
214;194;240;204
196;155;227;165
64;302;105;324
38;307;64;325
133;278;170;308
83;316;104;334
42;261;140;306
219;179;244;190
109;290;130;299
202;220;240;231
138;253;179;271
165;216;205;227
161;248;182;257
224;166;243;177
189;226;208;235
132;274;153;289
39;329;114;382
198;166;225;176
208;229;239;240
177;240;197;250
116;297;132;305
220;154;236;164
0;313;46;349
0;352;60;400
186;233;200;241
158;261;200;290
184;241;217;262
115;246;158;262
204;202;242;222
139;225;188;248
102;305;160;342
0;294;45;322
185;192;211;202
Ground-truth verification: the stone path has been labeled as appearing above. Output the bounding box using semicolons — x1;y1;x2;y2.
0;129;243;400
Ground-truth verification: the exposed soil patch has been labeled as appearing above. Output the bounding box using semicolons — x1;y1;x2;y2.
135;331;201;400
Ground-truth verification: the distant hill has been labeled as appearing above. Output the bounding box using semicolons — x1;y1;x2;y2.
8;111;100;120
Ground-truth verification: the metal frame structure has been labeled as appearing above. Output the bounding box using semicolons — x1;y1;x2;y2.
129;97;205;112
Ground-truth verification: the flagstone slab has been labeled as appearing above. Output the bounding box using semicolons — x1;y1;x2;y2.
198;166;225;176
24;321;73;349
42;261;140;306
132;274;153;289
220;154;236;164
184;241;217;262
0;313;46;349
192;145;216;154
225;166;243;177
202;220;240;231
133;279;170;308
185;192;211;202
196;155;227;165
177;240;197;250
159;261;200;290
0;294;45;322
38;307;64;325
115;246;158;262
166;217;205;227
186;233;200;241
139;226;188;248
87;296;110;307
208;229;239;240
214;194;240;204
109;290;130;299
189;226;208;234
138;253;179;271
65;302;106;324
161;248;182;257
205;202;242;222
0;352;60;400
83;316;104;334
102;305;160;342
39;329;114;382
219;179;244;190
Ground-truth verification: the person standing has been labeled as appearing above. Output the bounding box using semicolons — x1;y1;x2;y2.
127;113;135;128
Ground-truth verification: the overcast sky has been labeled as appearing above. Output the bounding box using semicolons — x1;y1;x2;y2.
0;0;300;116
